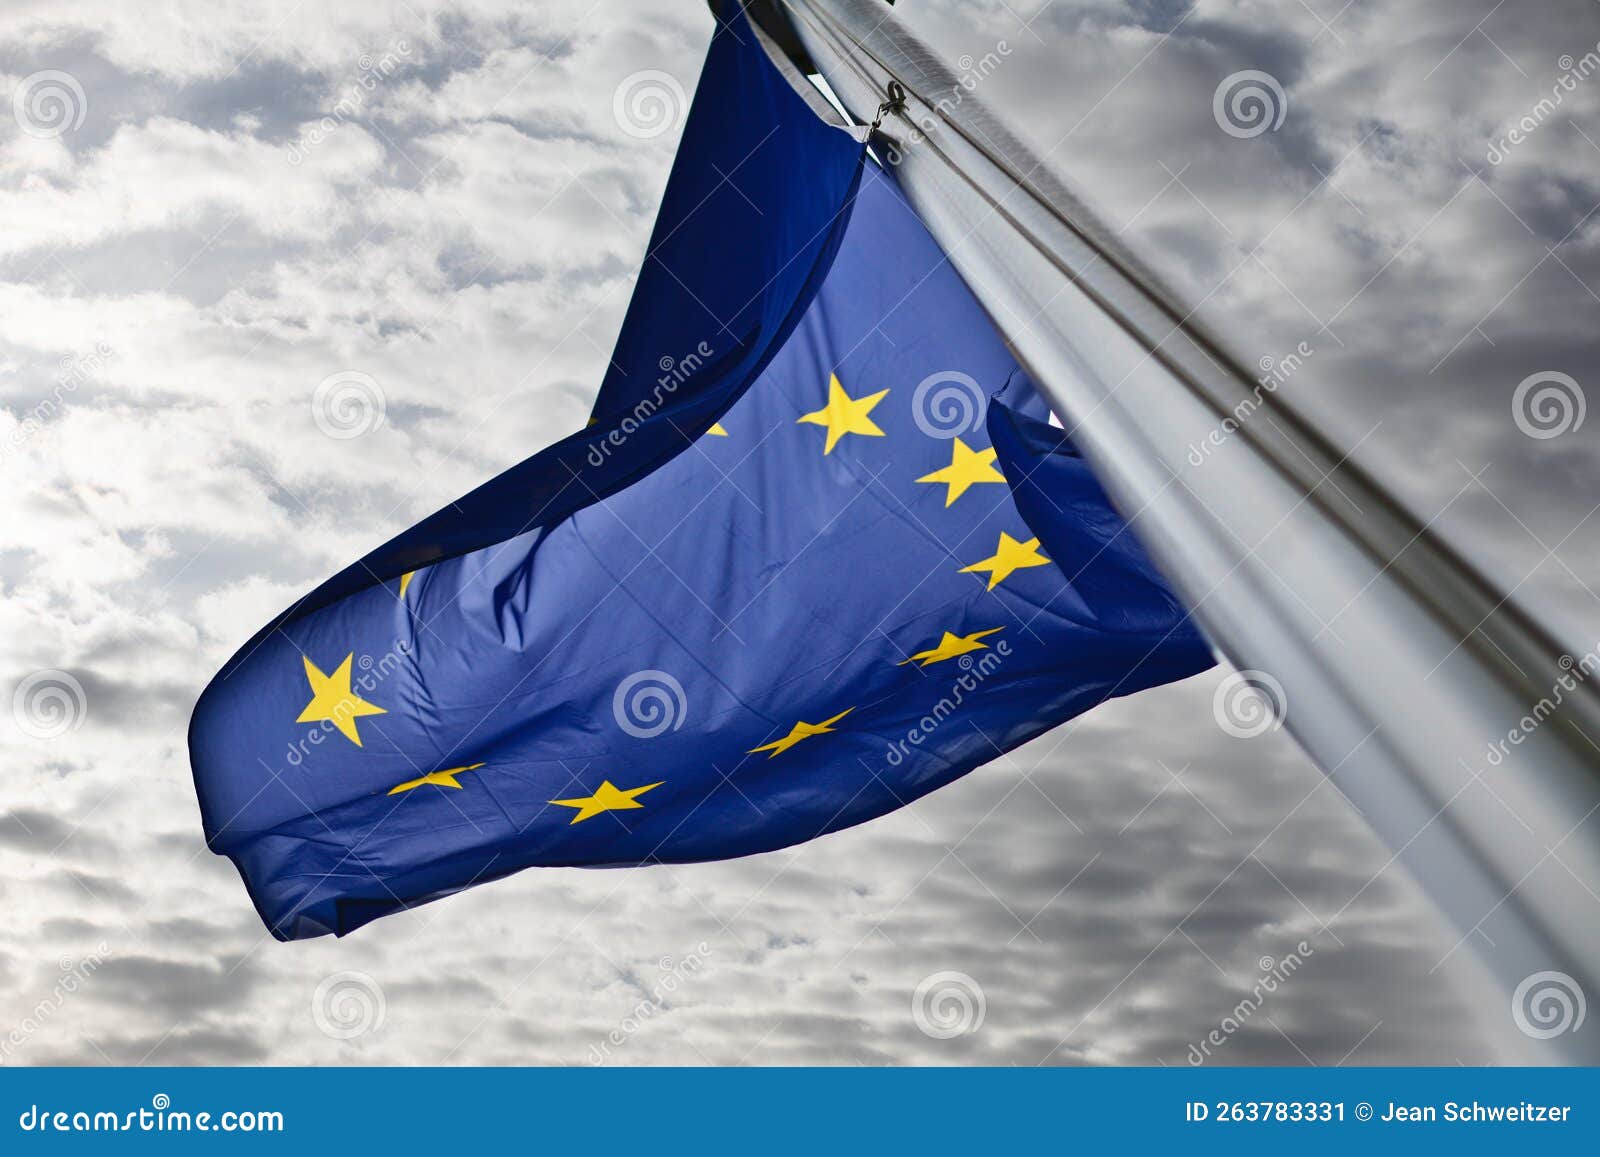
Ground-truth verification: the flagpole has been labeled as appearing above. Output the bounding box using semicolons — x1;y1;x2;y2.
771;0;1600;1060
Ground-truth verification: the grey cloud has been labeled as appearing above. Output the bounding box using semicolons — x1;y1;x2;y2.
36;869;139;907
36;916;105;941
55;1026;272;1065
0;809;79;852
66;669;195;732
85;954;264;1021
0;0;1586;1068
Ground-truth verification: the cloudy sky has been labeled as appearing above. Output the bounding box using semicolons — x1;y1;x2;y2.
2;0;1597;1066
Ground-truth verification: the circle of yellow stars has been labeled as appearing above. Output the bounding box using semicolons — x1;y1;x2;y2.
291;370;1050;827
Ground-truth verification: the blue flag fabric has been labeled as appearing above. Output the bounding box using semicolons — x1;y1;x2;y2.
189;6;1213;939
215;5;866;642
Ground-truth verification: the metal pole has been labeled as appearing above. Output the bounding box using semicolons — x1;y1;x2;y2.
779;0;1600;1061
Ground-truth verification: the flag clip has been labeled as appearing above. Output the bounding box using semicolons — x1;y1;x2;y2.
870;80;907;133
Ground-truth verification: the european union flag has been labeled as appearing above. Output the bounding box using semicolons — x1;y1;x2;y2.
189;5;1213;939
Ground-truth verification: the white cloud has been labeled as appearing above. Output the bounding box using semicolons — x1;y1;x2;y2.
0;117;386;258
3;0;1589;1067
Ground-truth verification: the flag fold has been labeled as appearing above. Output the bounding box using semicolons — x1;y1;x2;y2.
189;4;1212;939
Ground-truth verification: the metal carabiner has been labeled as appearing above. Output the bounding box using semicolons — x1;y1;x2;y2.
869;79;907;133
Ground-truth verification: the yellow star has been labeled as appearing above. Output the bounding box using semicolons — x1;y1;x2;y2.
797;374;888;454
748;707;854;757
388;762;484;795
706;422;729;437
959;532;1052;591
549;779;663;824
900;627;1004;667
916;438;1005;506
398;571;415;598
296;653;387;746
